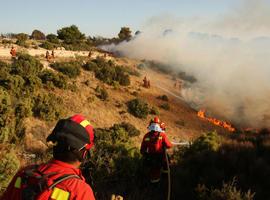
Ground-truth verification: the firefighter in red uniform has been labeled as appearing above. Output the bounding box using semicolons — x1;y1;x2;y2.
0;114;95;200
10;46;16;58
141;118;172;183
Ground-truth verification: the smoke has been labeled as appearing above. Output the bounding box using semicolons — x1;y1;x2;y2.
104;0;270;128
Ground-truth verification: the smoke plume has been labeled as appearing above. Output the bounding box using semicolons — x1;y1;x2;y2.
104;0;270;128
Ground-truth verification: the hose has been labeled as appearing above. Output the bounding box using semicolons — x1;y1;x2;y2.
164;148;171;200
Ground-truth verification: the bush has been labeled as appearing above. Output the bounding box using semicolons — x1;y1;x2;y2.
11;53;43;77
118;122;140;137
150;106;159;115
83;61;98;71
196;179;255;200
51;61;81;78
39;70;68;89
46;34;60;44
95;86;108;101
32;93;65;121
57;25;85;44
0;148;20;192
159;103;170;110
127;98;149;119
157;94;169;101
189;132;221;153
39;41;58;50
31;30;45;40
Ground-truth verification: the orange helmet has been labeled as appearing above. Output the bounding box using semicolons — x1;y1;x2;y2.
153;116;160;123
160;122;166;130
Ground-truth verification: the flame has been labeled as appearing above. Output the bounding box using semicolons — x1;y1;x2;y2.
197;110;236;132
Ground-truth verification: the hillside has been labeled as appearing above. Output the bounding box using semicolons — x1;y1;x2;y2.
0;44;231;151
2;43;263;200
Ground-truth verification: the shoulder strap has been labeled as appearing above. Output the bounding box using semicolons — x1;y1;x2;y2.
48;174;82;190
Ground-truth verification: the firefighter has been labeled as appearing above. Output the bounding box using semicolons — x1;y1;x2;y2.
140;122;172;183
10;46;16;58
0;114;95;200
45;50;50;60
143;76;148;88
51;50;55;59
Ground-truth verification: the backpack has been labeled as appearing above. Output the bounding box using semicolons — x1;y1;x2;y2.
144;132;163;154
18;165;81;200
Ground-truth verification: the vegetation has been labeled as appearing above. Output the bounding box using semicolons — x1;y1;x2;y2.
127;98;149;119
83;57;131;86
0;147;20;192
39;70;68;89
51;61;81;78
118;27;132;42
159;102;170;110
157;94;169;101
57;25;85;44
31;30;45;40
95;86;109;101
46;34;60;44
32;93;65;121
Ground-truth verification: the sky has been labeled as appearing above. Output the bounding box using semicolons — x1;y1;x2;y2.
0;0;236;37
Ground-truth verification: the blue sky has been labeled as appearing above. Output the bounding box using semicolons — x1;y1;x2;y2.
0;0;236;37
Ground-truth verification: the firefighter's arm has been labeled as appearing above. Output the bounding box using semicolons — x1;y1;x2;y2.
140;135;147;154
162;133;173;149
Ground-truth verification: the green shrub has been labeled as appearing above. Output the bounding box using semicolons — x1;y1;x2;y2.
0;75;25;96
118;122;140;137
11;53;43;77
150;106;159;115
46;34;60;44
32;93;65;121
0;88;12;125
57;25;85;44
0;88;16;143
190;132;221;153
39;41;58;50
83;61;98;71
51;61;81;78
127;98;149;119
157;94;169;101
95;86;108;101
90;58;130;86
31;30;45;40
196;179;255;200
159;102;170;110
39;70;68;89
23;75;42;94
0;148;20;191
15;98;33;119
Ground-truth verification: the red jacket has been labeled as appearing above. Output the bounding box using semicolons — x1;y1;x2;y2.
0;159;95;200
140;131;172;154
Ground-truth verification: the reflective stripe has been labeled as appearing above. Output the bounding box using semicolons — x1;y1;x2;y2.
150;178;160;183
80;119;90;128
144;138;150;141
14;177;21;188
51;187;70;200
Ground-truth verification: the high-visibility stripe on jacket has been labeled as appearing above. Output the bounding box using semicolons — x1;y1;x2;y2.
0;159;95;200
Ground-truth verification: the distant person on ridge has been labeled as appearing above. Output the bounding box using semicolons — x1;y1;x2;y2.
45;50;50;60
141;117;172;183
51;50;55;59
0;114;96;200
10;46;16;58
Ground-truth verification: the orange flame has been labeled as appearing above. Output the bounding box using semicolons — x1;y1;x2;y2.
197;110;235;132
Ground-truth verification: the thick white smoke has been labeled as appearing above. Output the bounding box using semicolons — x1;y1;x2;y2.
105;0;270;128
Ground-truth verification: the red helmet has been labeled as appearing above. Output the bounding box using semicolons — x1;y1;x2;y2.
47;114;94;151
153;116;160;123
